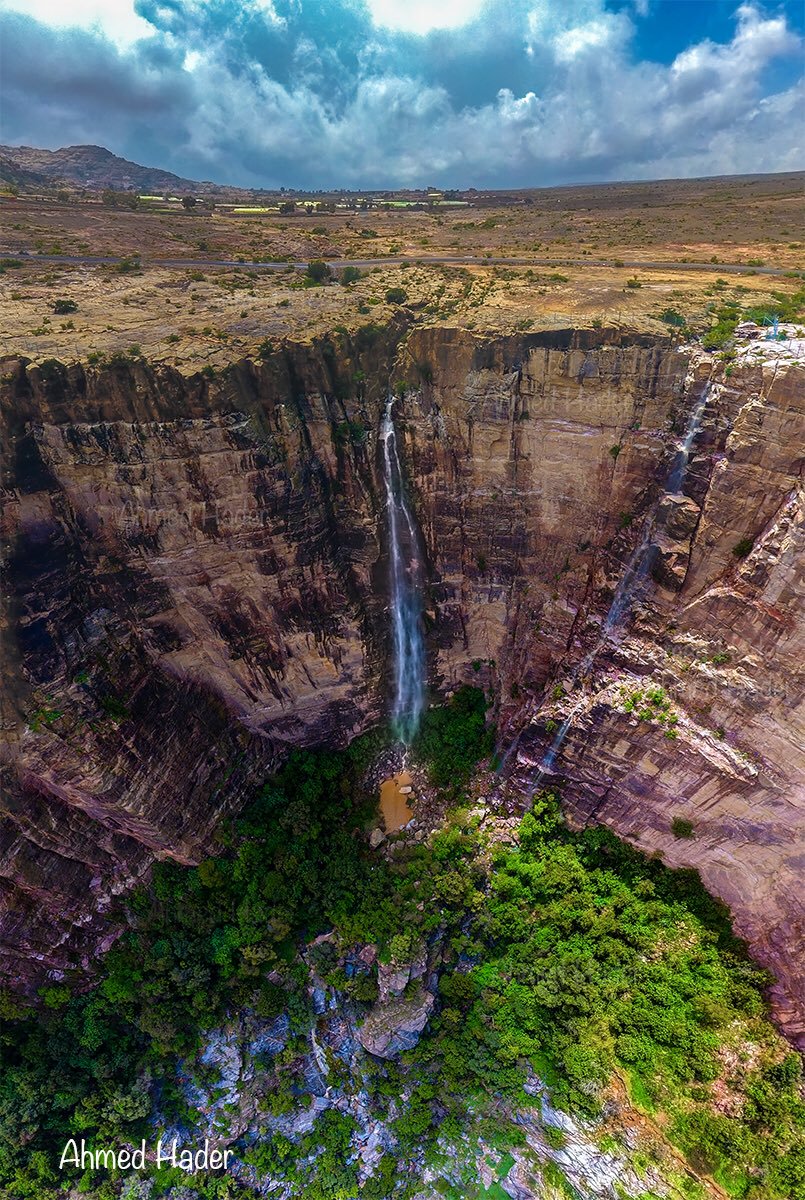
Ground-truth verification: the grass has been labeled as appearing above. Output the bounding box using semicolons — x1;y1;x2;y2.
626;1071;657;1114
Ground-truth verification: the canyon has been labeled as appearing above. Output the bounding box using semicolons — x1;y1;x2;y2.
1;319;803;1053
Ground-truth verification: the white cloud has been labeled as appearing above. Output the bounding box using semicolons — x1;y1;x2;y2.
552;13;630;63
366;0;486;35
0;0;151;46
0;0;801;186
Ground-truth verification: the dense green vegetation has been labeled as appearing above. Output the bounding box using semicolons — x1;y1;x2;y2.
413;684;495;790
702;286;805;349
0;688;802;1199
409;801;804;1197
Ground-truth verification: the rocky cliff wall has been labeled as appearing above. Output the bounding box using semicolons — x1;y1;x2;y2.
394;328;802;1043
0;327;402;989
1;324;802;1047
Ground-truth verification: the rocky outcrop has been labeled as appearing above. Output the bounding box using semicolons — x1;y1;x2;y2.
173;956;690;1199
356;949;435;1058
357;986;435;1059
1;324;802;1050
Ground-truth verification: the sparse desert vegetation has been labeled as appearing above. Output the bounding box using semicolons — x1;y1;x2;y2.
1;173;803;370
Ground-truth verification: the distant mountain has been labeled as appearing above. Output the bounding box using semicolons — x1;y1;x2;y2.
0;151;50;191
0;143;213;194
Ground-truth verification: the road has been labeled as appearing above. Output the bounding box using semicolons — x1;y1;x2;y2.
1;251;799;277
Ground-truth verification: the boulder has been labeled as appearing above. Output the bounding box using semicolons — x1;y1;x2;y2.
656;492;701;540
377;959;412;1002
357;987;435;1059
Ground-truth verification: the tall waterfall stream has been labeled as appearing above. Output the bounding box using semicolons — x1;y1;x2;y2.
380;397;425;745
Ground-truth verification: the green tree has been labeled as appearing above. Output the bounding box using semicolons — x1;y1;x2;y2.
306;259;332;284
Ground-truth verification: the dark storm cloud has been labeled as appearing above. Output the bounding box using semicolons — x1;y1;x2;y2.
0;10;191;145
0;0;802;187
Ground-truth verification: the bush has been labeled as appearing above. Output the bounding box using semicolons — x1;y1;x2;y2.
341;266;361;285
52;299;78;314
385;287;408;305
702;324;735;351
672;817;695;839
305;259;331;284
114;255;141;274
413;686;493;790
732;537;754;559
543;1125;568;1150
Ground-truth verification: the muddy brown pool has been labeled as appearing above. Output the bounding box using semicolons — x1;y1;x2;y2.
379;771;413;832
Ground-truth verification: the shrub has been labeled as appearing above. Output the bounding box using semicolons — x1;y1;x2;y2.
385;287;408;305
672;817;695;839
305;259;331;284
114;255;141;274
732;537;753;559
51;298;77;314
543;1125;568;1150
413;685;493;789
702;324;735;351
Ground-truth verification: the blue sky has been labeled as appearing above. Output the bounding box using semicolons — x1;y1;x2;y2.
0;1;802;188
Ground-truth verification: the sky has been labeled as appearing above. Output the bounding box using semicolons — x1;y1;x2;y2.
0;0;802;189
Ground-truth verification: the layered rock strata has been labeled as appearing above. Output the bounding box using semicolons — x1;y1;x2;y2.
1;325;802;1048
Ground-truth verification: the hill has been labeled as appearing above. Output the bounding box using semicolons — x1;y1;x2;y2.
0;142;210;194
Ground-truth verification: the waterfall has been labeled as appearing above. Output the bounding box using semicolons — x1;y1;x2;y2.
529;383;711;786
380;397;425;744
665;385;711;494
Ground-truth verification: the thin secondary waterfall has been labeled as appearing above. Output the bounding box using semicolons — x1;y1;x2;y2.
532;383;711;784
600;382;711;639
380;397;425;744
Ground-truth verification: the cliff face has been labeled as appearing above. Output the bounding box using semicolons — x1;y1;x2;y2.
396;329;803;1044
0;328;400;988
1;325;802;1046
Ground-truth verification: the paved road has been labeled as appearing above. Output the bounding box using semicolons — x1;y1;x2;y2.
1;250;799;277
